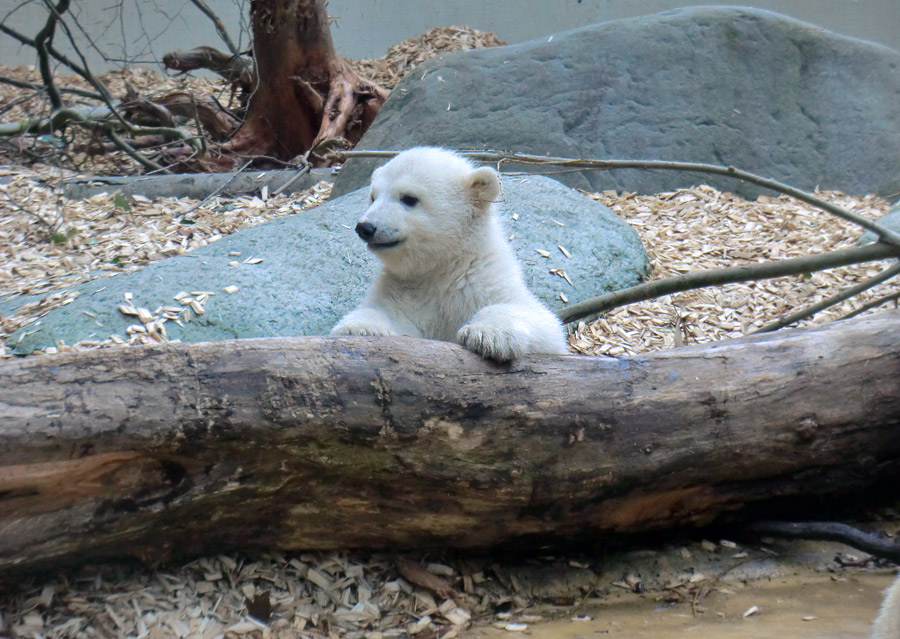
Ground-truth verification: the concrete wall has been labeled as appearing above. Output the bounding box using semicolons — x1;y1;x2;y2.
2;1;897;74
332;1;900;59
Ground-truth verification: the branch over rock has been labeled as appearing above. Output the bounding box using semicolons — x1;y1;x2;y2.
0;312;899;574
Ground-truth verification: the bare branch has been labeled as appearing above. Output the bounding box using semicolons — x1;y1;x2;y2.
187;0;241;56
154;92;241;141
0;22;90;78
162;46;254;91
749;521;900;563
557;243;899;324
753;261;900;333
105;129;168;173
43;2;116;106
34;0;72;109
339;150;900;249
0;104;119;136
0;104;196;149
0;74;102;101
839;288;900;321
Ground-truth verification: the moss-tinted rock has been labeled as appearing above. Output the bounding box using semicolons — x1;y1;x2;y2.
6;176;649;353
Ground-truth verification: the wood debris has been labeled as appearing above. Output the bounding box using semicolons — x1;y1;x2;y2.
346;26;506;89
2;176;896;357
0;175;330;353
569;186;895;356
0;51;898;637
0;552;532;638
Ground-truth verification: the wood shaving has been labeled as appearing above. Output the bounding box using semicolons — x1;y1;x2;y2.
1;177;896;357
569;186;895;356
346;26;506;89
0;173;330;354
0;26;898;638
0;553;536;639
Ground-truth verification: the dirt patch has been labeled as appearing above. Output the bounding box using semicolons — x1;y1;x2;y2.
468;572;894;639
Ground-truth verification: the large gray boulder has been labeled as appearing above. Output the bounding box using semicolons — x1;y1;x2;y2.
5;176;649;353
333;6;900;199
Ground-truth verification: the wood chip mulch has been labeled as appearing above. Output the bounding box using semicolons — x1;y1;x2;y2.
3;168;894;357
346;26;506;89
570;186;895;356
1;21;898;639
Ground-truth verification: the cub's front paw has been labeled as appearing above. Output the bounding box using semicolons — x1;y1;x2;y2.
457;323;526;361
331;320;399;337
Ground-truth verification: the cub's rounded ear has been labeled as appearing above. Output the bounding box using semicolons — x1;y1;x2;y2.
466;166;501;208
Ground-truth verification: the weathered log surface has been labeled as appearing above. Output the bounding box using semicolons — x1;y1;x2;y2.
60;167;334;201
1;312;899;574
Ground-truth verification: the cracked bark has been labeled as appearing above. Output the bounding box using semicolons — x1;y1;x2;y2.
203;0;387;170
0;312;898;575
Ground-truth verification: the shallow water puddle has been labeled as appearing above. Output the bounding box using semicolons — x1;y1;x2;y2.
468;572;895;639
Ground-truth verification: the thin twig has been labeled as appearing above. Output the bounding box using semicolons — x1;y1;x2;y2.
188;93;208;155
179;159;254;217
105;129;168;174
0;74;102;101
0;22;90;79
272;164;312;197
557;243;899;324
339;150;900;248
33;0;71;109
753;261;900;333
187;0;241;56
0;186;64;237
840;288;900;321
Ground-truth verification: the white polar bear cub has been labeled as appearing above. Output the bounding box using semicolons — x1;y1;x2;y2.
331;147;568;361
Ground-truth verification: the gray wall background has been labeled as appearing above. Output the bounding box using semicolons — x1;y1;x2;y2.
1;1;898;74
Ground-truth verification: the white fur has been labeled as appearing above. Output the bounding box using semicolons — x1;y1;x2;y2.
872;575;900;639
331;147;568;361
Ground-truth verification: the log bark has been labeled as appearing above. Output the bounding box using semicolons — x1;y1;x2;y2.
1;312;899;575
59;167;333;201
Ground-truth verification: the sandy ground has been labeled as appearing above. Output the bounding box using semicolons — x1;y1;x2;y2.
469;572;894;639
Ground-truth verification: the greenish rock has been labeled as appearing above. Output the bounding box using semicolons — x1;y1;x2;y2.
333;6;900;200
858;199;900;245
5;176;649;353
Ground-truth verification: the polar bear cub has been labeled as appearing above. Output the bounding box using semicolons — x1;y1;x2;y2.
331;147;568;361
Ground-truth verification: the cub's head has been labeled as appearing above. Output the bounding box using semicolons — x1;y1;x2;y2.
354;147;500;277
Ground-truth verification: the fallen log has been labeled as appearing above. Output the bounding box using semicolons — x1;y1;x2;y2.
1;312;899;574
59;167;334;201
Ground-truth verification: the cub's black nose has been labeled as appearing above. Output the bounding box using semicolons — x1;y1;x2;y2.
355;221;376;241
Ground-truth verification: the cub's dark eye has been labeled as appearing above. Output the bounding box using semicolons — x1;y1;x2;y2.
369;192;375;203
399;194;419;207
